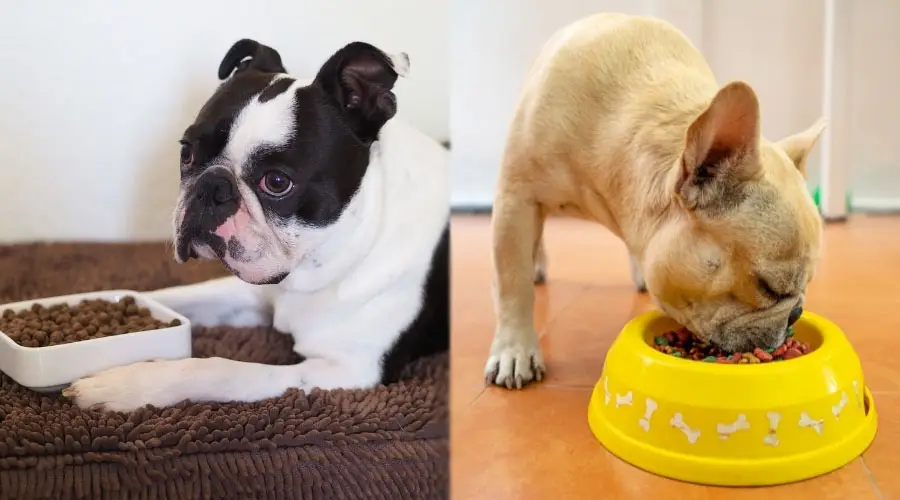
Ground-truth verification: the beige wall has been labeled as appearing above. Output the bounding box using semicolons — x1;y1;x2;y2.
451;0;900;208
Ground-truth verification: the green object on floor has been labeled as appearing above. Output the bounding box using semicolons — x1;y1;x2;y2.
811;185;852;213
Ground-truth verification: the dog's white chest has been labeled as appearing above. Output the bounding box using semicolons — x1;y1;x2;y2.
272;290;336;334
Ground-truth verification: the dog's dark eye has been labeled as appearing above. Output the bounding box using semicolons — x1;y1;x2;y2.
179;141;193;166
259;171;293;196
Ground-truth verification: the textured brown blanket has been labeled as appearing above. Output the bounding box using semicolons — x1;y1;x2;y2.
0;243;448;500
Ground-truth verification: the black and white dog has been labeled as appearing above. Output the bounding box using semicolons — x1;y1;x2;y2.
64;39;450;412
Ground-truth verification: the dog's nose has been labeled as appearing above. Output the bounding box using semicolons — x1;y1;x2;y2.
196;172;237;205
788;306;803;326
212;176;235;204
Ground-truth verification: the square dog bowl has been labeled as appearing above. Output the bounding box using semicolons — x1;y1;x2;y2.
0;290;191;393
589;310;877;486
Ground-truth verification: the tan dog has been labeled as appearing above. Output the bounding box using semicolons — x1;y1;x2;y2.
486;13;825;389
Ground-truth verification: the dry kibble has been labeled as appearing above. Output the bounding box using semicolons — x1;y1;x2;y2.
653;326;813;363
0;296;177;348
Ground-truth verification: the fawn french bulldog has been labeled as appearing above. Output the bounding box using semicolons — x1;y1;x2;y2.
486;13;823;388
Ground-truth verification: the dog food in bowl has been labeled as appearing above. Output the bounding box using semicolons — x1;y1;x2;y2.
0;295;181;348
653;326;812;363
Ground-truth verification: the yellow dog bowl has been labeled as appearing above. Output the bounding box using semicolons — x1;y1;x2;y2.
588;310;877;486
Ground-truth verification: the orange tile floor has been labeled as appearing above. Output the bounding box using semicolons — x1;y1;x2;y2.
451;214;900;500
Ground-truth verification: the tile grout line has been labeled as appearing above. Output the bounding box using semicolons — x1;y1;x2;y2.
466;283;595;406
859;456;885;500
536;284;593;340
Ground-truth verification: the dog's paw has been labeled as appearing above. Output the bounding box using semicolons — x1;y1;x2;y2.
62;359;191;412
484;341;546;389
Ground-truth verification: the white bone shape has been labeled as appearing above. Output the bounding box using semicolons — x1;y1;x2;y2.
799;412;824;435
716;414;750;440
604;377;611;406
670;413;701;444
832;392;849;419
638;398;658;431
615;391;633;408
763;411;781;446
767;412;782;430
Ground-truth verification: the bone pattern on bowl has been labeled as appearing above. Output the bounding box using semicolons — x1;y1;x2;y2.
598;373;868;455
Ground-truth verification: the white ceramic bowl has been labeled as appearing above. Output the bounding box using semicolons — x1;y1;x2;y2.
0;290;191;392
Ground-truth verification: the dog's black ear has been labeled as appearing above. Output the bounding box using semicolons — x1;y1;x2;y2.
313;41;409;143
218;39;287;80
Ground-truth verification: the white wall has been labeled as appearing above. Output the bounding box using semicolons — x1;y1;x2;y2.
0;0;448;242
844;0;900;206
451;0;900;209
450;0;645;208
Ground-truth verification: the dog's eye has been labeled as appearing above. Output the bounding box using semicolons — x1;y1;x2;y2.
179;141;193;166
259;171;294;196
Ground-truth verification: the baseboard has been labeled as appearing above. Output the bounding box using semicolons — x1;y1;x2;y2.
451;205;491;214
851;197;900;214
451;200;900;218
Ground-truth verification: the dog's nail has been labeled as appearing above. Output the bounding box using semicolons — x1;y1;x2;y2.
61;388;74;398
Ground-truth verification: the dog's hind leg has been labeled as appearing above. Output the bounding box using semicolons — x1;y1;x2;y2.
629;254;648;293
533;230;548;285
145;276;276;327
485;190;546;389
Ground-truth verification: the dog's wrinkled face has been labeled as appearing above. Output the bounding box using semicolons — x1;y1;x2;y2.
645;82;825;352
173;39;409;284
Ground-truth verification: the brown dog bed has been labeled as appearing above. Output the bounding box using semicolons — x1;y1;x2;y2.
0;243;448;500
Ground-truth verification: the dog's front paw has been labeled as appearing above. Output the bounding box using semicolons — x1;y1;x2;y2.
62;359;190;412
484;337;546;389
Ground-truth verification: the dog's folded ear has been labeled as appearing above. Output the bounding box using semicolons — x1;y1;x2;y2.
218;39;287;80
777;118;826;178
676;81;761;211
313;41;410;143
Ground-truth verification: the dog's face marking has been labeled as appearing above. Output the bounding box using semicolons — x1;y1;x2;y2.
646;82;825;352
173;39;409;285
225;75;298;179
